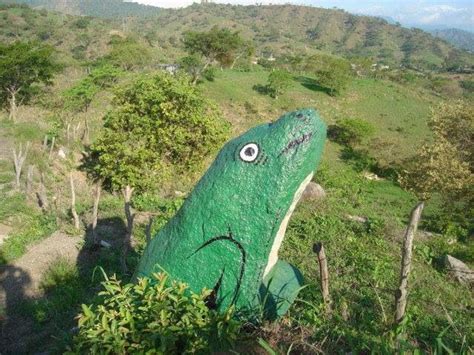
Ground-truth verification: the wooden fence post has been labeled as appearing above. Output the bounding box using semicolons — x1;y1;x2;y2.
394;202;424;324
313;242;331;315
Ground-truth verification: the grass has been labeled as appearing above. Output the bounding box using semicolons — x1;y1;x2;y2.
0;212;56;264
0;66;470;353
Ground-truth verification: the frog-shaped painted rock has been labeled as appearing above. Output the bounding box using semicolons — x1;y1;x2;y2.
134;108;327;318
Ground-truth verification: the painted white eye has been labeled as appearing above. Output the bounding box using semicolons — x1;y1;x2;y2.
239;143;259;162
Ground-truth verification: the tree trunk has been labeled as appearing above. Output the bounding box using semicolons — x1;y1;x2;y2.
7;88;18;122
36;172;49;212
43;135;48;151
192;60;211;85
82;117;90;144
48;136;55;160
121;185;134;273
394;202;424;324
145;216;154;244
26;164;34;197
91;182;101;245
70;172;80;230
313;242;331;315
12;142;30;190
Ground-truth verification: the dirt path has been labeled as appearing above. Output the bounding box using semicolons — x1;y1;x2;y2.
0;231;81;308
0;231;81;353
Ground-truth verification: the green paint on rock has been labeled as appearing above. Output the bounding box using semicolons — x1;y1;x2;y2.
134;108;327;318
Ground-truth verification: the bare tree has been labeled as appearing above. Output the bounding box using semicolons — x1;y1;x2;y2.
12;142;30;190
394;202;424;324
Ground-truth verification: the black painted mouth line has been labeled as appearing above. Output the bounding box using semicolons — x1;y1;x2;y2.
279;132;313;156
190;234;246;307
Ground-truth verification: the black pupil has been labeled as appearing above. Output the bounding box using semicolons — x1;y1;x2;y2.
245;147;255;156
296;113;304;118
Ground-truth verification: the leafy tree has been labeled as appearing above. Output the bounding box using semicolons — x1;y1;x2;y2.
84;72;229;271
266;69;292;99
63;64;122;142
305;54;352;96
0;41;59;121
329;118;375;147
182;26;250;84
106;37;151;71
179;54;203;84
399;101;473;234
428;101;473;168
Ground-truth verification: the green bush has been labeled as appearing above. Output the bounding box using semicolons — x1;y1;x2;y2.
71;273;240;354
305;53;352;96
266;69;292;98
328;118;375;147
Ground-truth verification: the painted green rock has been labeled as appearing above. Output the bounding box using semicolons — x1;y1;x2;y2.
134;108;327;318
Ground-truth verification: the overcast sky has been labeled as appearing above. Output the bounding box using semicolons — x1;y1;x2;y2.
131;0;474;31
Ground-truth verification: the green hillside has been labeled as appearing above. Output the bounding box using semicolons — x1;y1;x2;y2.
138;3;474;71
2;1;474;71
0;3;472;354
0;0;160;17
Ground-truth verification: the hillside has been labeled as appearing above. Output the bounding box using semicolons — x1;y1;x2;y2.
0;0;160;18
430;28;474;52
137;3;474;72
0;3;473;354
1;1;474;71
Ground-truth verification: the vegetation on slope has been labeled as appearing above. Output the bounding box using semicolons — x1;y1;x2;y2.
0;0;160;18
0;3;472;354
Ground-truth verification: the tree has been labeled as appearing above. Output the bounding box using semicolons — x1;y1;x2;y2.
182;27;250;84
266;69;292;99
106;37;151;71
0;41;59;121
63;64;122;143
329;118;375;147
400;101;473;202
305;54;352;96
84;72;229;272
394;102;472;326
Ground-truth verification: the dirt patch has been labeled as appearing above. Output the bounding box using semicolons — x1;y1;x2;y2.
0;224;12;246
0;231;81;306
0;231;81;353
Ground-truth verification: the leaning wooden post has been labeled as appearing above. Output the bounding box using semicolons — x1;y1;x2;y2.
313;242;331;315
91;182;102;245
394;202;424;324
69;172;80;230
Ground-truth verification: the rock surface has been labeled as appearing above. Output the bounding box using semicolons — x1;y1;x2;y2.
444;255;474;285
302;182;326;201
134;109;328;318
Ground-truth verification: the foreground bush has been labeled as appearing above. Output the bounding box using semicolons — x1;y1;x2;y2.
71;273;240;354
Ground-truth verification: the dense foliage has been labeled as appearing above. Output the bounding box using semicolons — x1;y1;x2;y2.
305;54;353;96
71;273;240;354
86;72;229;192
0;41;58;117
266;69;292;98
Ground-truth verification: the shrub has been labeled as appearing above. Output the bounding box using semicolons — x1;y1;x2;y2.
328;118;375;146
71;273;240;354
305;54;352;96
266;69;292;98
